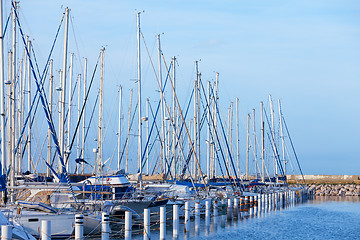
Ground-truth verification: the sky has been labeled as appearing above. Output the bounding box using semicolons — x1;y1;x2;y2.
6;0;360;175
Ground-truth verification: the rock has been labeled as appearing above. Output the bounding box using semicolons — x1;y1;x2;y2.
345;191;353;196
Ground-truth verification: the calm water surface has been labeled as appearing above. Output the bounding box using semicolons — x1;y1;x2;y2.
135;197;360;240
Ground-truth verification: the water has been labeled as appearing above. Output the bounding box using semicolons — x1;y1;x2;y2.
128;197;360;240
194;197;360;240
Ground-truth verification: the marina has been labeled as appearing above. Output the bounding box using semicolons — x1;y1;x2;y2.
0;0;357;239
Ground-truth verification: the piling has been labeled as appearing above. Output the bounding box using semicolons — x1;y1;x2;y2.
244;196;249;212
254;196;258;215
240;197;244;213
195;201;200;233
160;206;166;240
173;204;179;238
41;220;51;240
213;200;218;225
125;211;132;240
259;194;263;211
233;198;239;219
249;196;254;207
184;201;190;232
144;209;150;240
75;214;84;240
102;212;110;240
227;198;233;220
265;194;270;208
205;200;210;227
1;225;12;240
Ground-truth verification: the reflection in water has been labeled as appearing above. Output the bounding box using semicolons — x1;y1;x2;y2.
313;195;360;203
115;195;360;240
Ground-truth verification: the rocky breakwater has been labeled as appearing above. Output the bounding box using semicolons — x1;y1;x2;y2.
310;184;360;196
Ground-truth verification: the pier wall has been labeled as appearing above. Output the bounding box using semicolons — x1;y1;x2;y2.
286;175;360;184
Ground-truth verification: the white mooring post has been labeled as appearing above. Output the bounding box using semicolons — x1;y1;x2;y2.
195;202;200;233
254;196;258;216
144;208;150;240
264;193;269;207
75;214;84;240
288;191;291;206
273;193;276;210
102;212;110;240
41;220;51;240
227;198;233;220
245;196;249;212
240;197;244;215
263;194;266;211
249;205;253;216
173;204;179;238
184;201;190;232
233;198;239;219
213;200;218;225
257;195;261;211
125;211;132;240
1;225;12;240
205;200;210;227
160;206;166;240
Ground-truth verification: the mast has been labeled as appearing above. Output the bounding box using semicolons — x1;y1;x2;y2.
226;106;230;174
213;72;219;177
66;52;74;171
10;2;17;201
81;58;87;173
189;119;193;176
117;85;122;171
125;89;133;173
236;98;240;175
229;102;234;176
157;34;166;175
58;70;62;172
209;80;214;179
172;56;176;178
253;109;257;178
137;12;142;188
206;81;210;180
0;0;4;176
261;101;265;182
59;7;69;173
269;94;277;178
246;113;250;180
20;37;29;173
76;73;81;171
18;56;23;174
26;40;31;173
47;59;53;177
278;99;286;176
6;52;11;175
97;48;105;175
193;61;199;179
146;98;149;174
196;72;200;180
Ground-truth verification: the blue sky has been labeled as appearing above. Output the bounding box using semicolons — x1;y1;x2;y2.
8;0;360;175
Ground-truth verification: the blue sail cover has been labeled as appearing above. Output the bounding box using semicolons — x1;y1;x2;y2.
0;174;6;192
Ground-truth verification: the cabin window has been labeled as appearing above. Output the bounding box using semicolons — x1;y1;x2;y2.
28;218;39;222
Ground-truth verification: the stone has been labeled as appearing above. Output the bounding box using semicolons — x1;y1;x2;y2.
345;191;353;196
